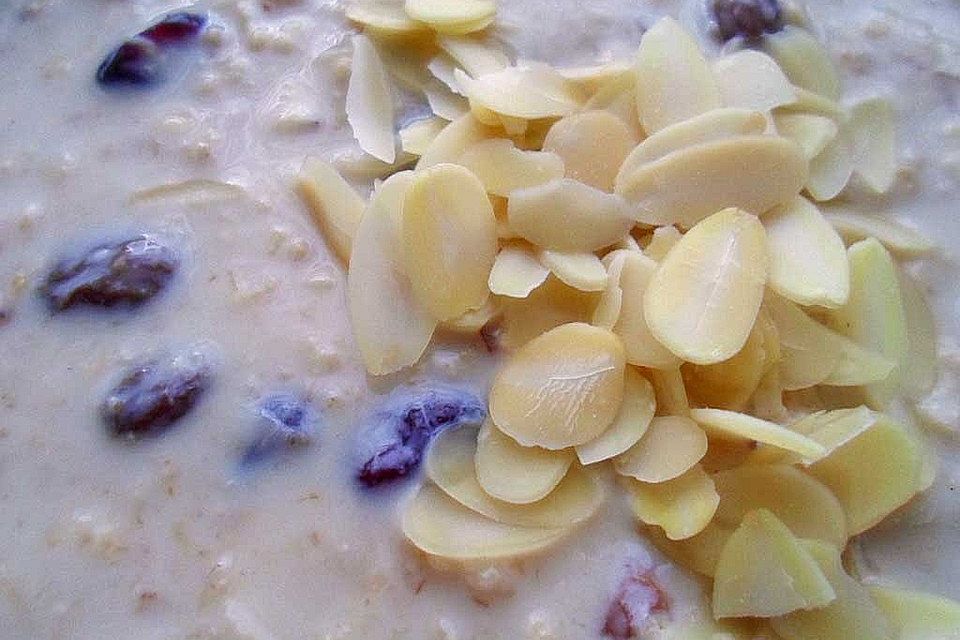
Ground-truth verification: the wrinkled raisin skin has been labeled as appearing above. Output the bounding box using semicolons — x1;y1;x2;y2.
102;351;212;438
240;394;315;467
41;236;178;311
356;386;486;487
712;0;783;42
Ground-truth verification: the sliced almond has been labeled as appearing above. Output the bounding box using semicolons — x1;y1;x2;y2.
498;276;600;350
346;0;430;38
399;116;447;156
417;113;496;169
749;405;880;467
867;586;960;639
488;242;549;298
773;112;839;160
296;158;365;264
806;125;853;201
583;71;643;141
541;111;635;191
848;98;896;193
713;50;796;112
455;64;583;119
437;35;510;76
538;250;607;292
778;86;846;121
642;226;682;262
404;0;496;35
689;408;826;460
475;420;574;504
643;521;732;578
649;368;691;417
763;27;841;100
346;34;396;163
615;252;683;369
427;53;463;93
897;269;938;401
423;78;470;120
576;367;656;465
625;464;720;540
458;138;564;196
591;250;629;330
556;60;633;91
441;297;500;334
822;207;935;258
614;416;708;483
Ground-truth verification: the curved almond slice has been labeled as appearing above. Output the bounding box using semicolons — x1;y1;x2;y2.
644;521;732;578
822;338;895;387
625;464;720;540
437;35;509;77
822;208;935;258
454;65;583;119
897;269;938;401
423;78;470;120
867;585;960;640
489;322;626;449
763;196;850;308
616;108;767;187
644;208;768;365
541;111;635;191
750;405;880;467
428;425;604;527
806;125;853;202
556;61;633;93
774;112;839;160
427;53;462;93
576;368;656;464
458;139;564;196
404;0;495;35
441;297;500;334
583;71;643;141
401;483;568;560
764;292;840;389
771;540;893;640
618;137;808;228
713;509;836;619
689;408;825;459
475;420;574;504
642;226;682;262
538;250;607;292
346;0;430;37
763;27;841;100
613;252;683;369
417;113;496;169
346;35;396;164
849;98;896;193
614;416;708;483
400;116;447;156
806;415;921;535
498;277;600;350
508;178;635;253
296;158;365;264
348;171;436;375
591;250;629;330
713;465;847;546
649;368;691;417
713;50;797;112
402;163;497;320
488;242;549;298
634;17;721;133
779;86;846;121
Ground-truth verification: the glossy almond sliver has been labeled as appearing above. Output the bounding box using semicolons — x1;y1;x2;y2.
773;112;839;161
822;208;935;257
457;139;564;196
541;111;635;192
399;116;447;156
346;0;429;37
617;136;808;228
507;178;635;252
763;196;850;308
689;408;826;460
591;250;629;330
625;464;720;540
615;252;682;369
583;71;643;141
576;367;656;464
642;226;682;262
488;242;549;298
403;0;496;35
633;17;721;133
454;65;583;119
614;416;708;483
346;35;396;164
475;420;574;504
762;27;841;101
537;250;607;292
713;50;797;112
806;125;853;202
401;483;568;560
848;98;897;193
750;405;880;467
779;86;846;121
644;208;768;365
488;322;626;449
417;113;496;169
348;171;436;375
649;368;691;417
437;35;510;77
423;78;470;121
296;158;365;264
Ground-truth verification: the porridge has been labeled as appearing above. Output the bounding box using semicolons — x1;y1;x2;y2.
0;0;958;639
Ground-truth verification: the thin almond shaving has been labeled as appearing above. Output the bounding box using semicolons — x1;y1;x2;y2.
690;408;826;460
649;368;691;417
773;112;839;160
537;250;607;292
822;207;935;257
614;252;682;369
488;242;549;298
897;269;938;401
346;34;396;163
583;71;643;141
848;98;897;193
713;50;797;112
475;420;574;504
625;464;720;540
576;367;656;465
642;226;682;262
438;34;510;76
454;64;583;119
296;158;365;264
591;250;630;330
763;27;841;100
498;277;600;350
399;116;447;156
614;416;708;483
346;0;429;37
404;0;496;35
541;111;635;191
458;138;564;196
417;113;496;168
423;78;470;121
806;125;853;202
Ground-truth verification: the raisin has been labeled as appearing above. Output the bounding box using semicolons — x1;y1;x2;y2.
356;386;486;487
41;236;177;311
139;12;207;45
602;557;669;639
240;394;315;467
102;350;213;438
712;0;783;42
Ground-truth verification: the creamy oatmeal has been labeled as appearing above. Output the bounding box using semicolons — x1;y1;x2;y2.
0;1;958;639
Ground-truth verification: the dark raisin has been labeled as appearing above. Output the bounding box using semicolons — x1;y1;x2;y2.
102;350;213;438
712;0;783;42
96;38;162;86
240;394;315;467
41;236;177;311
356;386;486;487
139;12;207;45
602;557;669;639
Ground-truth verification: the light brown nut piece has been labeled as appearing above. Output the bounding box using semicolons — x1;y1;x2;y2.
575;367;656;465
822;207;935;258
488;242;549;298
763;26;841;100
624;464;719;540
541;111;635;191
404;0;496;35
773;112;839;160
617;136;808;228
537;250;607;292
402;163;497;320
454;64;583;119
713;50;796;112
689;408;825;460
296;158;365;264
633;17;721;133
613;252;682;369
458;139;564;196
346;34;396;163
488;322;626;449
475;420;574;504
614;416;708;483
644;208;768;365
417;113;496;169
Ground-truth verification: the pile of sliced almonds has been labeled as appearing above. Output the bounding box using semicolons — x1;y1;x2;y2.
297;1;958;635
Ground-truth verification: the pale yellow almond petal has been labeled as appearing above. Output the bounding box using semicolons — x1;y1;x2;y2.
346;0;430;37
541;111;635;191
346;34;396;163
441;297;500;334
642;226;682;262
348;171;436;374
455;65;583;119
763;196;850;308
417;112;497;169
806;125;853;202
617;136;808;228
423;78;470;121
475;420;574;504
774;112;839;160
296;157;365;264
634;17;721;133
615;252;683;369
822;207;935;258
583;71;643;141
713;50;797;112
488;242;549;298
625;465;720;540
591;250;629;330
897;269;938;401
404;0;496;35
399;116;447;156
648;368;691;417
778;86;846;121
488;322;626;449
643;521;732;578
763;27;841;100
427;53;462;94
689;408;826;459
498;277;600;350
401;483;568;560
437;35;510;77
821;337;896;387
576;368;656;464
556;60;633;91
458;138;565;196
849;98;896;193
867;585;960;640
644;208;768;365
538;250;607;292
508;178;635;252
749;405;880;467
614;416;708;483
765;291;841;389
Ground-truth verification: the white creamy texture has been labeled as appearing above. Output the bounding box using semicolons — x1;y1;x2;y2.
0;1;957;638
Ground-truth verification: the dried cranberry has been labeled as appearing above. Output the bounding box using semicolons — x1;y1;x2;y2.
602;558;669;639
96;38;161;86
712;0;783;42
139;12;207;45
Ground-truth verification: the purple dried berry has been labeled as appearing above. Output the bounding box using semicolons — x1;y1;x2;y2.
96;38;161;86
712;0;783;42
139;12;207;45
240;394;315;467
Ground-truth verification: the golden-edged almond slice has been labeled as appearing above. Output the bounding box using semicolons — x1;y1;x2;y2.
713;50;797;112
404;0;496;35
644;208;768;365
475;420;574;504
402;163;497;320
498;277;600;350
541;111;635;191
624;464;720;540
897;269;938;401
822;207;935;258
634;17;721;133
346;0;430;38
867;585;960;639
401;483;568;560
763;196;850;308
457;138;564;196
346;34;396;163
488;322;626;449
689;408;825;460
296;158;365;264
712;509;836;619
508;178;635;252
488;242;549;299
348;171;436;375
763;27;841;100
614;416;708;483
806;125;853;202
576;367;656;465
643;521;732;578
617;136;808;228
437;35;509;77
774;112;839;160
648;368;691;417
614;252;683;369
417;112;496;169
399;116;447;156
428;425;604;527
848;98;896;194
642;226;682;262
454;64;583;119
538;250;607;292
